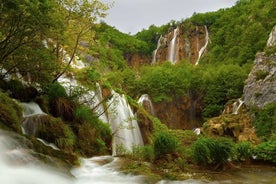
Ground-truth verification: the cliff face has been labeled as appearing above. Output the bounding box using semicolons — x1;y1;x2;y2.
127;25;209;66
243;25;276;108
153;25;209;65
153;92;203;130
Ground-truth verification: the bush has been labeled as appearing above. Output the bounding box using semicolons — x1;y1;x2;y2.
154;131;179;159
234;141;254;161
253;103;276;139
254;140;276;164
192;137;234;168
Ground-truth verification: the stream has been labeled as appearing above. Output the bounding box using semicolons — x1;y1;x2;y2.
0;130;275;184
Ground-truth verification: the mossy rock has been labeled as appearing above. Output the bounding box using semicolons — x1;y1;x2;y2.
73;122;111;157
0;91;22;133
35;116;75;151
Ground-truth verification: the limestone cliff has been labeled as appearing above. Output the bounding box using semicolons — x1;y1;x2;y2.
153;25;209;65
127;25;209;66
243;25;276;108
153;92;203;130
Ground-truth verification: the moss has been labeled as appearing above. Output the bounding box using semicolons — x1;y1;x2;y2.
36;116;75;151
0;91;22;133
29;136;79;168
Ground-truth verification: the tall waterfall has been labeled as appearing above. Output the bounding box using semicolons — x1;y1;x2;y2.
107;91;144;155
152;36;162;64
195;25;209;65
168;27;179;64
59;72;143;155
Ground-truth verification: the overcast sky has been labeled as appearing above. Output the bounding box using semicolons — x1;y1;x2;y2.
101;0;237;34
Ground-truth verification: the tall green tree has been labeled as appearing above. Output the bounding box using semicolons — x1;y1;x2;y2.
0;0;59;82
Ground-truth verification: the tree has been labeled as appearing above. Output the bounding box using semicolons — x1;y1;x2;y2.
0;0;59;83
51;0;110;82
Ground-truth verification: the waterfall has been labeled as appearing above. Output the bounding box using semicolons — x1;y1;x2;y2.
233;98;244;115
152;36;162;64
20;102;47;135
107;91;143;155
137;94;155;116
195;25;209;65
168;27;179;64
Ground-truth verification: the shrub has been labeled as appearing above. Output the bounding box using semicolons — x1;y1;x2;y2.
154;131;179;159
192;137;234;168
234;141;254;161
253;103;276;139
254;140;276;164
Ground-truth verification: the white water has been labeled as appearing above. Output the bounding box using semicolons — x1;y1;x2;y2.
0;131;73;184
138;94;155;116
168;27;179;64
195;25;209;65
152;36;163;64
107;91;144;155
232;98;244;115
20;102;47;135
71;156;144;184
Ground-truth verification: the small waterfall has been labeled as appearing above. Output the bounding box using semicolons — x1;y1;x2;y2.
107;91;144;155
152;36;162;64
233;98;244;115
168;27;179;64
20;102;47;135
195;25;209;65
137;94;155;116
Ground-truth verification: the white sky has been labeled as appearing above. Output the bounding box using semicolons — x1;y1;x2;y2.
101;0;237;34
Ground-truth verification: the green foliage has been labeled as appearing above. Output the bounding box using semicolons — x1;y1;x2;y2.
135;23;171;54
202;64;248;118
253;103;276;139
37;116;75;151
43;82;68;100
154;131;179;159
201;0;276;65
254;140;276;164
73;105;112;156
234;141;254;161
192;137;234;168
0;91;22;132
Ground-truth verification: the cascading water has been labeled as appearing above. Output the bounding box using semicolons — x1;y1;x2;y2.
57;52;144;155
152;36;163;64
232;98;244;115
20;102;47;135
168;27;179;64
107;91;144;155
138;94;155;116
195;25;209;65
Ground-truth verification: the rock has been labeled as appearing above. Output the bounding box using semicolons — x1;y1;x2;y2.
202;114;259;143
267;25;276;47
243;25;276;109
